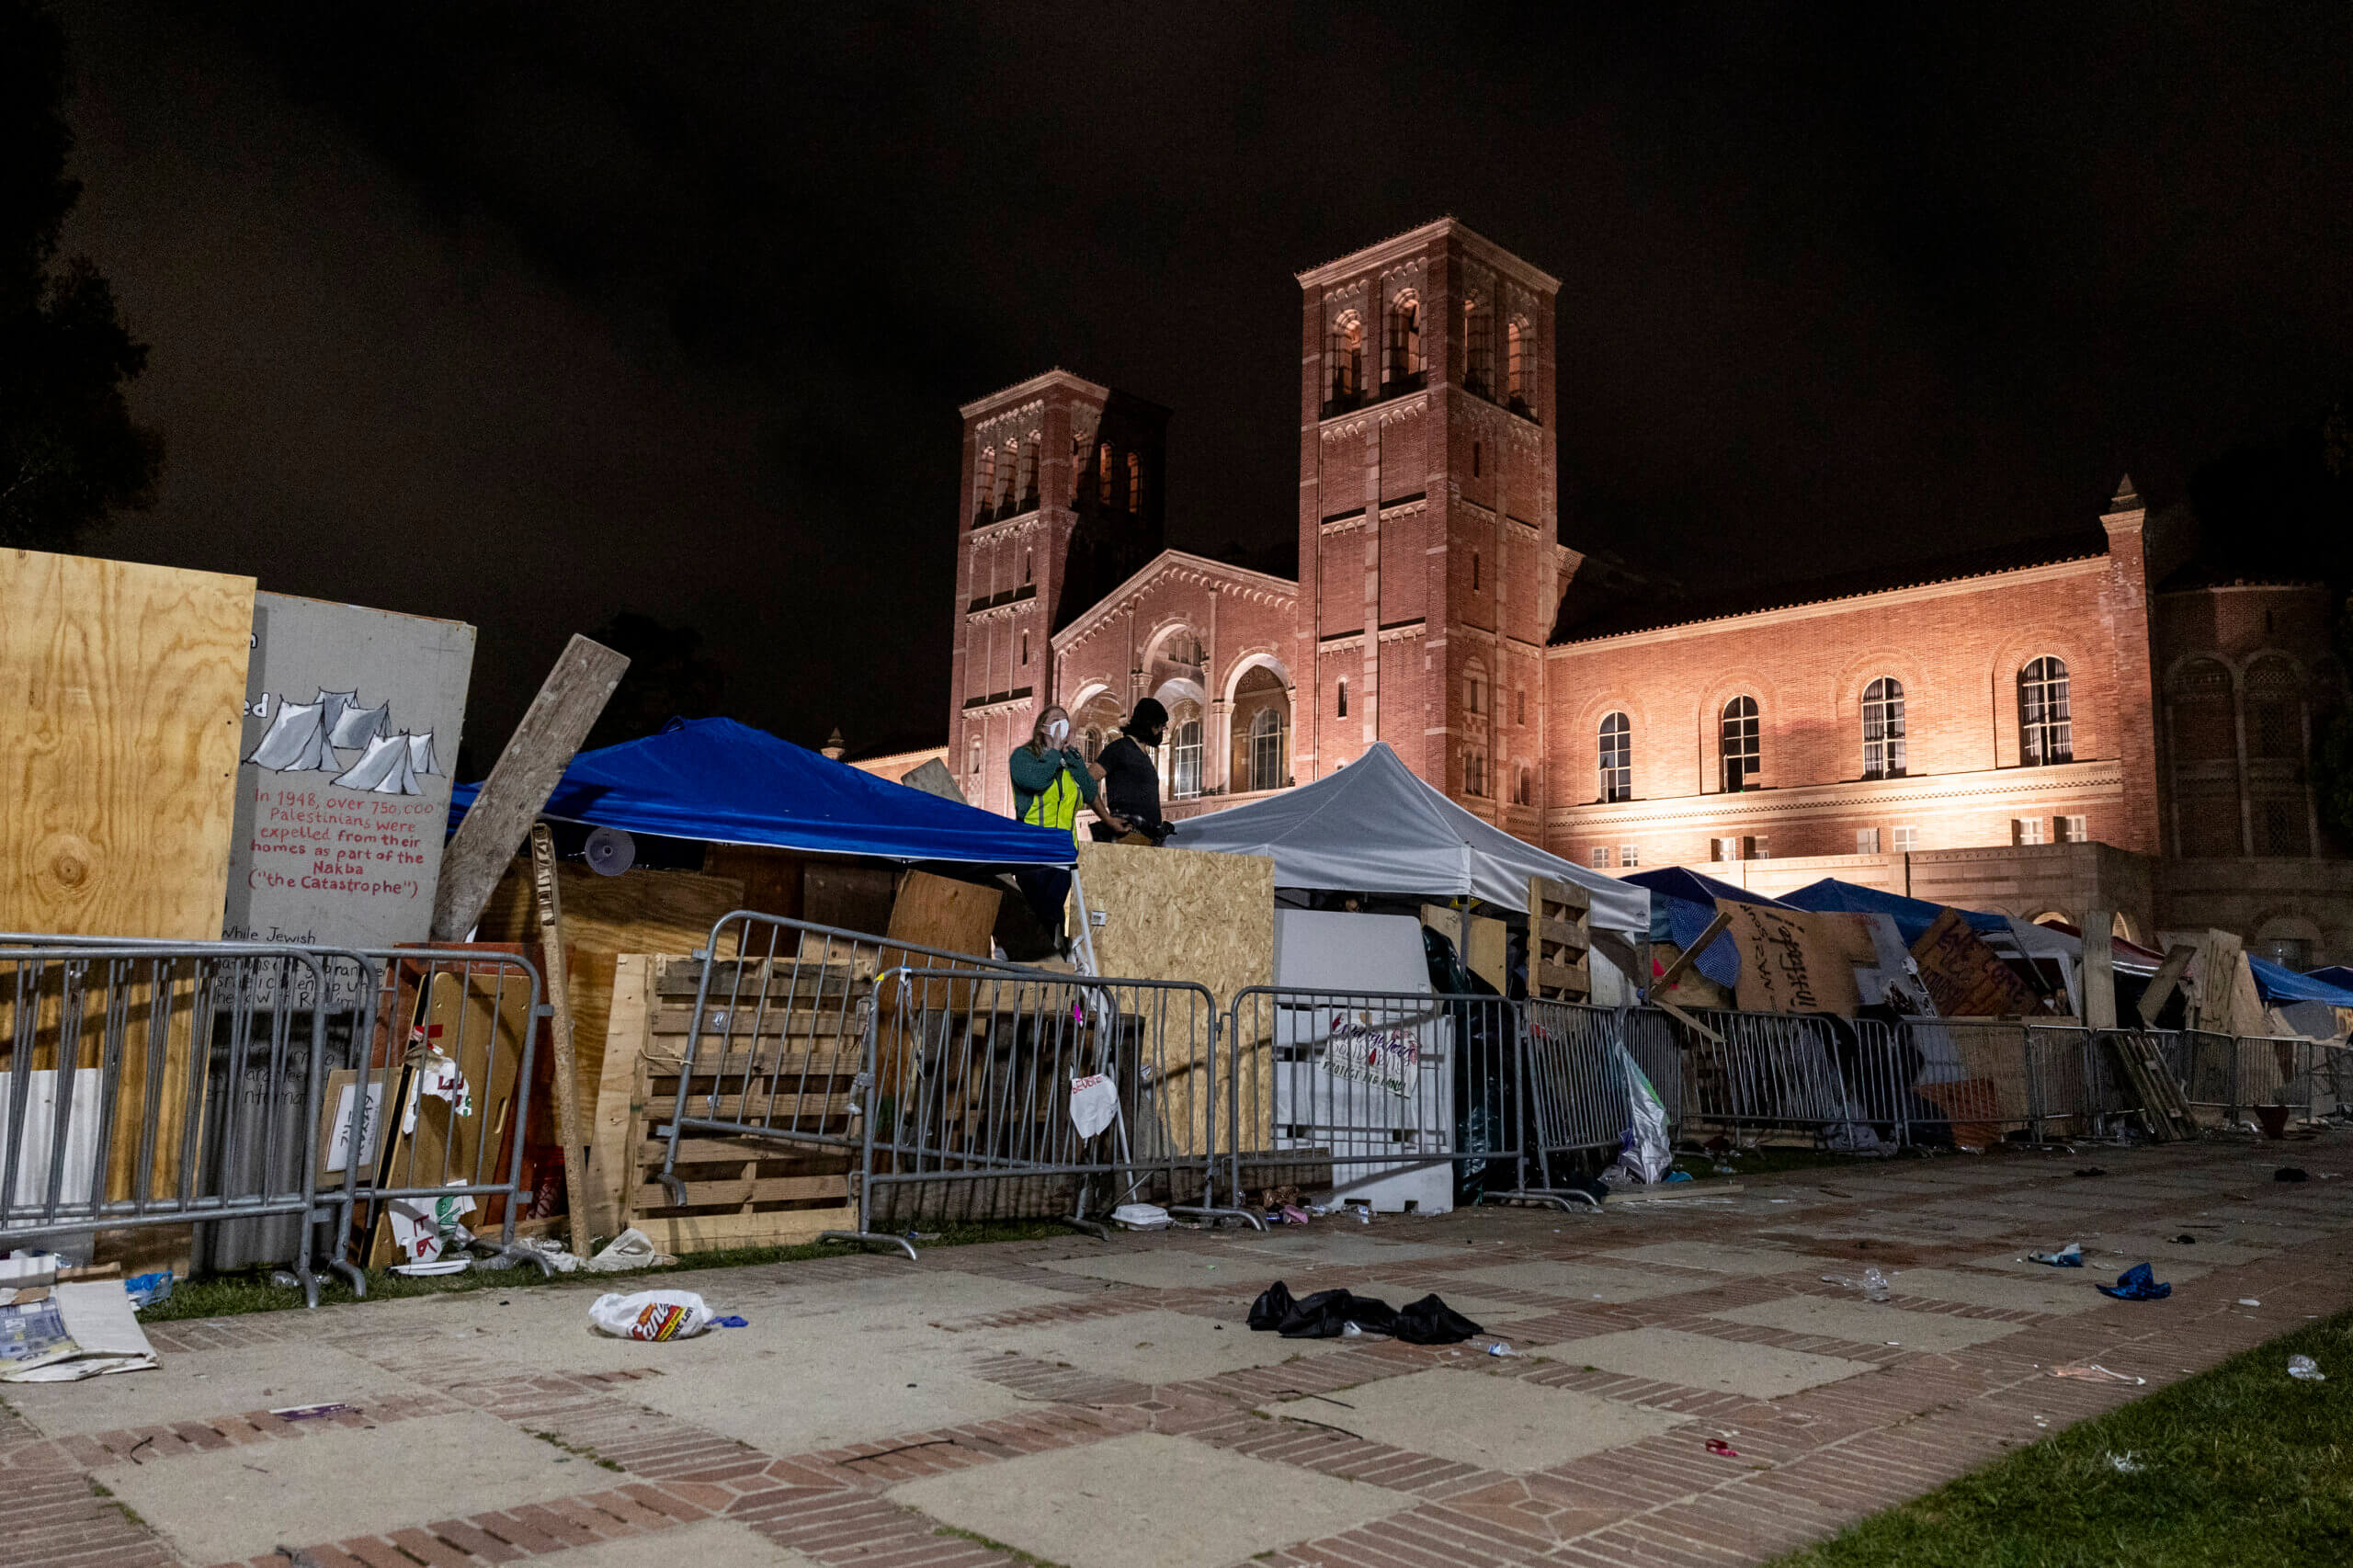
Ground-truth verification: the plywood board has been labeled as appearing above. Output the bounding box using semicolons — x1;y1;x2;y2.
1;548;254;937
1910;907;2040;1018
223;591;474;948
1718;899;1873;1016
802;862;896;935
474;860;745;1120
1074;842;1274;1008
585;953;654;1239
701;845;801;920
1418;905;1506;993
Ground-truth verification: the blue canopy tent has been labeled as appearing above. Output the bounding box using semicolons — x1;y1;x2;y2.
1779;876;2010;947
448;717;1076;867
1619;868;1790;990
2250;957;2353;1007
2308;965;2353;994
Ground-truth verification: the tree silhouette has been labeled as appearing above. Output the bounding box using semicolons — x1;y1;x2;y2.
0;0;161;551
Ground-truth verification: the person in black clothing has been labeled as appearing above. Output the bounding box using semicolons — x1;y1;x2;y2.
1092;698;1174;845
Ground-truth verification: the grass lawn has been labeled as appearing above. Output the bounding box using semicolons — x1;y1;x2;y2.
137;1217;1074;1323
1768;1310;2353;1567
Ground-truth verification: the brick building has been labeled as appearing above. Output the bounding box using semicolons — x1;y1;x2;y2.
930;219;2350;964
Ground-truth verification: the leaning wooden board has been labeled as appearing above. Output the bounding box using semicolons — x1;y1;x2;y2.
596;953;858;1255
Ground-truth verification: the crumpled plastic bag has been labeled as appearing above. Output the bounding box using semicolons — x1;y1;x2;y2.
1245;1281;1483;1344
1068;1074;1120;1140
589;1290;719;1341
2029;1243;2084;1267
1600;1044;1673;1187
2097;1263;2171;1301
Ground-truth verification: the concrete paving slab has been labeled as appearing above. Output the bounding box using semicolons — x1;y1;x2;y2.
1531;1326;1878;1400
1598;1241;1843;1276
1959;1247;2215;1282
1707;1295;2024;1353
1338;1281;1553;1324
633;1338;1037;1454
1261;1367;1688;1471
1456;1258;1705;1302
1035;1249;1253;1290
1223;1233;1459;1267
95;1410;587;1566
556;1518;822;1568
984;1306;1346;1384
4;1337;418;1439
1879;1267;2107;1315
892;1431;1411;1568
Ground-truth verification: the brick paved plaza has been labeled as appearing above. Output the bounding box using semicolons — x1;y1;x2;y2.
4;1138;2346;1568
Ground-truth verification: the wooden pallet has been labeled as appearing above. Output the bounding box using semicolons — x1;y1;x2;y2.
1528;874;1593;1002
2104;1029;2199;1142
592;953;862;1255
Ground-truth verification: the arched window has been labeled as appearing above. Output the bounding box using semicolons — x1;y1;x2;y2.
998;444;1020;511
968;738;983;775
1861;677;1906;779
1082;725;1102;762
1327;311;1363;408
1097;443;1113;506
1472;551;1482;592
2245;656;2304;761
1385;290;1422;383
1169;710;1204;800
1597;711;1631;803
1515;766;1533;806
1127;451;1142;512
1506;317;1529;404
1463;749;1488;798
1462;297;1493;396
1019;631;1029;666
1249;706;1285;792
1336;678;1348;719
1466;668;1484;716
1022;550;1032;585
973;447;995;521
1721;696;1759;791
2018;658;2072;766
1017;437;1039;509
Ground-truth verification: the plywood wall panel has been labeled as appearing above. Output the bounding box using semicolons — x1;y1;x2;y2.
0;549;255;937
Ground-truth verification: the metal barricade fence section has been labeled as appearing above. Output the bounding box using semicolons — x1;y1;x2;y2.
1;944;349;1301
1670;1008;1911;1149
854;968;1226;1235
1521;1000;1631;1176
1221;987;1557;1212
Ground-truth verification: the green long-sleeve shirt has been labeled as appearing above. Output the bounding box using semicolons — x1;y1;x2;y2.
1007;744;1098;842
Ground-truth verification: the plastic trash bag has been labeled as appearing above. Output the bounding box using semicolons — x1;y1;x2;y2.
1392;1293;1483;1345
2289;1354;2326;1381
2097;1263;2171;1301
1822;1267;1893;1302
589;1290;720;1341
1601;1044;1673;1187
2029;1243;2084;1267
1245;1281;1397;1338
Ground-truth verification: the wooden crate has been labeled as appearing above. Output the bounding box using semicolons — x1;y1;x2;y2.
595;953;861;1254
1528;874;1592;1002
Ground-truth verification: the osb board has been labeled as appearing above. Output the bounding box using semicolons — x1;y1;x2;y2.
1421;904;1508;994
1717;899;1873;1015
702;846;802;920
1072;842;1273;1012
1;549;255;937
1911;908;2041;1018
474;860;745;1119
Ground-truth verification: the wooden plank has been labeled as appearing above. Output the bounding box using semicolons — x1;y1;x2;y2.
627;1204;847;1256
2136;944;2199;1028
654;956;863;998
1650;909;1731;998
1527;875;1594;1002
529;823;593;1258
648;1006;862;1040
1;549;254;937
2082;908;2118;1030
632;1175;848;1210
430;633;627;941
585;953;653;1239
641;1136;851;1165
701;846;802;920
878;869;1002;1014
801;863;897;936
642;1093;857;1119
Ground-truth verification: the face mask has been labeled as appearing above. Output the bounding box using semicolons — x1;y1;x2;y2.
1046;718;1070;745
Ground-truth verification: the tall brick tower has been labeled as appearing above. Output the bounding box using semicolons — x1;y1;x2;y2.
949;370;1167;815
1293;220;1562;835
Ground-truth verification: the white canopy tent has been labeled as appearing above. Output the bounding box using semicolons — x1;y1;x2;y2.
1167;742;1648;938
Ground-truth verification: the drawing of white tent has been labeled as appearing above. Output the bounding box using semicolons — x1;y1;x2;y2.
314;689;359;741
407;731;440;778
244;699;337;771
329;699;390;748
332;732;421;795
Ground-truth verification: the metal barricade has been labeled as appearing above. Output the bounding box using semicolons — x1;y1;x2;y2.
1673;1008;1910;1147
2162;1029;2243;1119
847;967;1239;1250
319;949;549;1292
1904;1018;2037;1146
1520;1002;1682;1188
0;943;356;1305
1216;987;1576;1214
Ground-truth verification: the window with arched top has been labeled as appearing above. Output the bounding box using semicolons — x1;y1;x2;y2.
999;444;1020;510
1721;697;1760;791
2245;657;2305;761
1385;290;1422;384
1598;711;1631;802
1515;766;1533;806
1082;725;1102;762
1248;705;1285;792
1465;668;1485;716
1017;437;1039;509
1861;677;1906;779
1463;748;1488;798
1336;678;1348;719
1462;297;1494;397
1127;451;1142;512
969;738;983;775
1022;550;1032;585
1327;311;1364;408
1506;317;1529;404
973;448;995;521
1097;443;1113;506
1168;706;1204;800
2018;658;2072;766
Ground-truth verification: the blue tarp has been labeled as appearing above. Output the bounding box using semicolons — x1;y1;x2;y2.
2306;965;2353;994
1620;869;1790;989
1779;876;2010;947
2250;956;2353;1007
448;717;1076;867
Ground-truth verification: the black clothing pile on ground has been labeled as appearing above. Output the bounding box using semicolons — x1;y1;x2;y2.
1246;1280;1483;1344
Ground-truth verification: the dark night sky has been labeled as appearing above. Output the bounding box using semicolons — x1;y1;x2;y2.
49;3;2353;763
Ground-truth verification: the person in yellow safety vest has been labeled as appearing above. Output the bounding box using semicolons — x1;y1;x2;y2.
1006;704;1127;952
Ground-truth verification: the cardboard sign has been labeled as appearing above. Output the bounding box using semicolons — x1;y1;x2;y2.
1909;907;2040;1018
223;593;475;949
1716;900;1872;1016
1321;1011;1420;1096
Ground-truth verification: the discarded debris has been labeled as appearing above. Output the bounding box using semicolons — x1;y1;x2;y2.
588;1290;725;1341
2028;1244;2085;1268
2097;1264;2171;1301
2275;1167;2309;1183
1706;1437;1741;1458
2073;1167;2108;1178
1111;1203;1171;1232
2170;1234;2197;1244
2288;1354;2325;1381
269;1403;355;1421
1487;1341;1519;1358
2108;1451;2145;1472
2051;1364;2143;1385
1822;1267;1893;1302
2238;1299;2262;1308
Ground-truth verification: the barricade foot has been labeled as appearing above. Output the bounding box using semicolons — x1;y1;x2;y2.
1479;1187;1597;1213
1061;1214;1111;1241
332;1257;368;1299
472;1244;555;1277
821;1229;919;1262
1166;1204;1267;1232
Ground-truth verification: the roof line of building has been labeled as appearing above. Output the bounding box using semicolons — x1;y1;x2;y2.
1296;216;1563;293
958;367;1111;420
1050;548;1300;652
